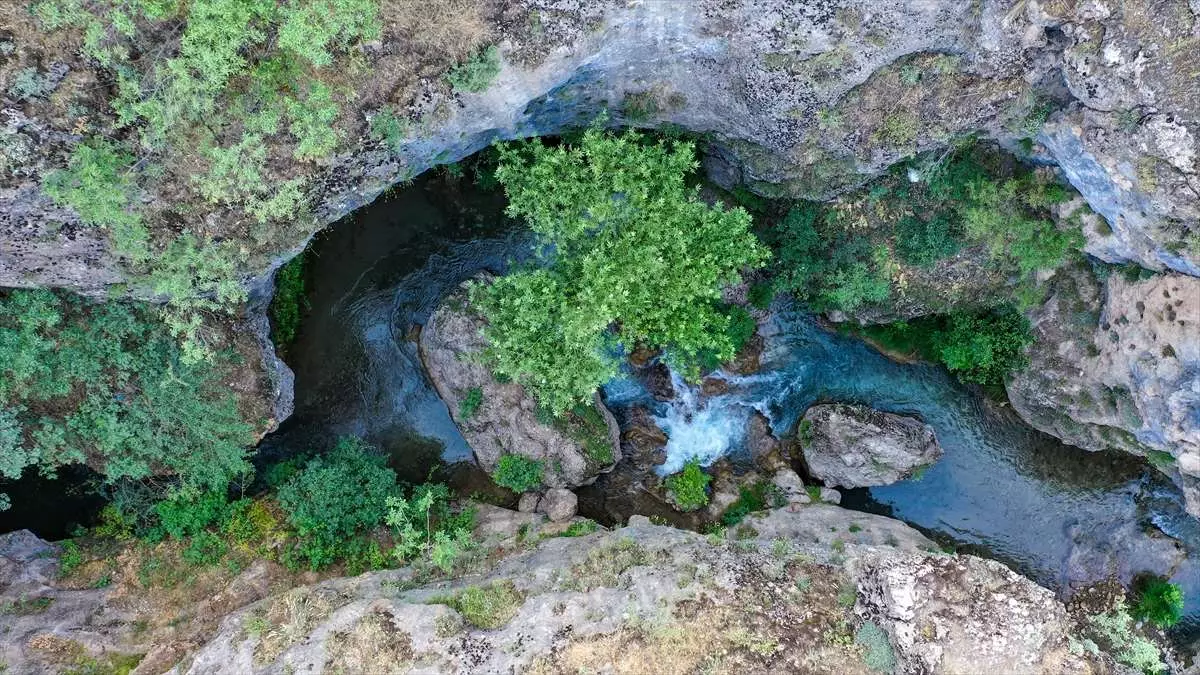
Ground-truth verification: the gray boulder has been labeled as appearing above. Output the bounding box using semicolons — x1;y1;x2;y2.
418;283;621;489
537;488;578;523
800;404;943;488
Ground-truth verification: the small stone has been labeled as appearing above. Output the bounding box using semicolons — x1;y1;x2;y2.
819;487;842;505
517;492;541;513
538;488;578;522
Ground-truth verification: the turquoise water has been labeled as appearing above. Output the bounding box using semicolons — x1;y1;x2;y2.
604;306;1199;639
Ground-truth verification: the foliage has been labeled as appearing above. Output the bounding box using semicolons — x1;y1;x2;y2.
1086;608;1166;675
277;437;398;569
384;482;475;573
471;128;769;411
935;306;1033;386
720;481;781;527
445;45;501;93
665;458;711;512
492;454;544;493
772;202;892;312
1132;577;1184;629
561;519;600;537
0;290;254;500
42;140;141;232
894;214;960;268
855;621;897;673
182;529;228;565
155;489;231;540
858;306;1033;387
370;106;408;151
748;281;775;310
269;251;310;352
557;403;614;466
444;581;524;629
458;387;484;420
8;66;59;100
58;540;84;577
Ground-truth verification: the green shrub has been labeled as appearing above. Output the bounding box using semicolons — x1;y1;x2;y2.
370;106;408;151
8;67;58;100
1086;608;1166;675
720;482;781;527
935;306;1033;386
269;252;310;351
385;482;475;572
445;580;523;629
445;45;501;93
458;387;484;420
42;140;141;231
1132;577;1184;629
772;203;891;312
492;454;544;493
277;437;398;569
894;214;960;267
155;489;230;540
855;621;897;673
665;458;711;512
0;290;254;500
182;530;228;566
471;128;769;411
748;281;775;309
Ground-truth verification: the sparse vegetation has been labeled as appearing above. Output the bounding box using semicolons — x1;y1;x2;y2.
436;580;524;629
458;387;484;420
446;45;501;93
269;251;310;353
856;621;897;672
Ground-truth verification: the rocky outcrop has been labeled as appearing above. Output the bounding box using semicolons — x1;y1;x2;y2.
1008;265;1200;516
176;504;1122;675
418;284;621;488
799;404;943;488
4;0;1198;295
857;554;1086;675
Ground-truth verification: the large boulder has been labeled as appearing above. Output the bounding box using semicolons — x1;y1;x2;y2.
418;284;621;489
857;554;1085;675
799;404;943;488
1008;265;1200;517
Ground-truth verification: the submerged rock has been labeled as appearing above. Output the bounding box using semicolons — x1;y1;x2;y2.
418;284;621;489
799;404;943;488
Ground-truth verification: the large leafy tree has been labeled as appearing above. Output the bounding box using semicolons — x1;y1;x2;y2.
471;128;769;413
0;289;255;509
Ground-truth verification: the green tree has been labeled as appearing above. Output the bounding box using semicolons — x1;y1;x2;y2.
934;306;1033;386
471;128;769;412
277;436;398;569
0;290;254;508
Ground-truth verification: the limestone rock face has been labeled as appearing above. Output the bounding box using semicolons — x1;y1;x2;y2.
418;285;621;488
800;404;943;488
6;0;1199;293
1008;266;1200;516
857;554;1086;675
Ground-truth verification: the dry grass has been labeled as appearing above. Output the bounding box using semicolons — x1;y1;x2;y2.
325;609;415;674
254;588;340;665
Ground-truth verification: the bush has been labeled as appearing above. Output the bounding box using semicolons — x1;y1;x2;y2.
277;437;398;569
445;45;501;93
935;306;1033;386
42;139;141;231
492;454;544;493
472;128;769;411
269;251;309;352
721;482;781;527
855;621;897;673
1132;577;1184;629
385;482;475;572
894;214;960;267
0;290;254;501
458;387;484;420
773;203;891;312
182;530;228;566
446;581;523;629
1086;608;1166;675
155;489;231;540
665;458;711;512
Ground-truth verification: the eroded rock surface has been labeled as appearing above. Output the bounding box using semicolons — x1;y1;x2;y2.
418;285;621;488
1009;265;1200;516
857;554;1085;675
800;403;943;488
